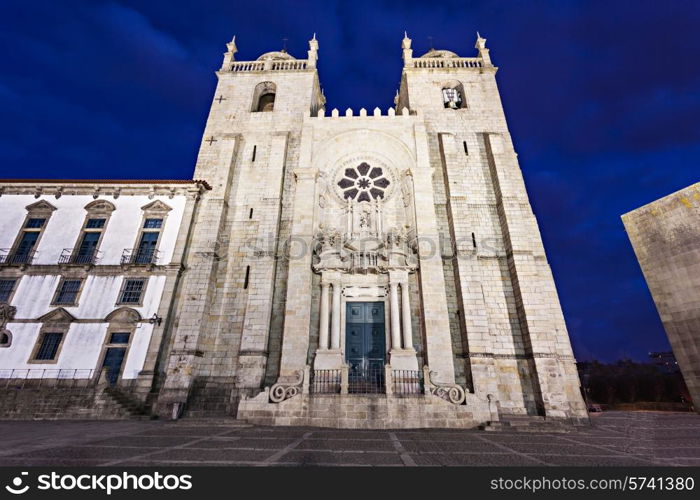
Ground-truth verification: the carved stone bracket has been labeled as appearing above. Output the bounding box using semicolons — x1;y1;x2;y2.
423;365;466;405
269;369;304;403
0;304;16;326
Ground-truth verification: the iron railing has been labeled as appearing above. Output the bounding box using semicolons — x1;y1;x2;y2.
0;368;98;388
312;369;341;394
120;248;160;265
392;369;423;395
0;249;36;266
348;364;385;394
58;248;102;265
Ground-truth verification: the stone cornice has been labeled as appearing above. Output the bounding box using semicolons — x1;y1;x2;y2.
0;264;183;277
0;179;211;198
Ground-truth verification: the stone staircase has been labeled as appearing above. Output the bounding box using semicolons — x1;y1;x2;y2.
101;386;153;420
174;417;251;427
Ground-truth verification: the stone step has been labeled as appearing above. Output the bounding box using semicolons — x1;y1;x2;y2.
177;417;250;426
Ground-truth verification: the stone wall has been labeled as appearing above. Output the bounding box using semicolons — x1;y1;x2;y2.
238;391;495;429
0;386;139;420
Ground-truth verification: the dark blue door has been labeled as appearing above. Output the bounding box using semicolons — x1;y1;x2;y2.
102;348;126;385
345;302;385;393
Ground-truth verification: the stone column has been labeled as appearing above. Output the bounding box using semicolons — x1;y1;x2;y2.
277;165;317;380
315;272;343;370
484;132;586;419
156;136;238;417
390;282;401;350
411;123;456;384
401;282;413;350
331;282;341;349
319;282;330;349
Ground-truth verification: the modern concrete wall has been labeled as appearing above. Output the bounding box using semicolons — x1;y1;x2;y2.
622;182;700;412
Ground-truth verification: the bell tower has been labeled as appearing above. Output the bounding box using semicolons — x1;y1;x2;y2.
157;35;325;417
395;32;587;420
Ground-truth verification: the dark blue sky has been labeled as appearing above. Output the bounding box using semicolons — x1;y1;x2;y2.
1;1;698;362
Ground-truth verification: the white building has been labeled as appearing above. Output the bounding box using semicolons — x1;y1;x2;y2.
0;180;208;400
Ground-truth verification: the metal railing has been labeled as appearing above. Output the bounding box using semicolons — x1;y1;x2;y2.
348;364;385;394
58;248;102;265
392;369;423;395
1;368;98;388
312;369;341;394
0;249;36;266
120;248;160;265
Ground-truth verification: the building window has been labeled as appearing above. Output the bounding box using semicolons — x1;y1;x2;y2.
109;332;130;344
118;278;147;305
53;279;82;305
244;266;250;289
8;200;57;265
0;330;11;348
463;141;469;155
126;201;172;266
257;93;275;111
66;200;115;265
72;218;106;264
252;81;276;112
25;218;46;229
86;218;106;229
337;162;390;202
34;332;63;361
12;219;45;264
135;220;162;264
442;82;466;110
143;218;163;229
0;279;17;303
252;145;257;162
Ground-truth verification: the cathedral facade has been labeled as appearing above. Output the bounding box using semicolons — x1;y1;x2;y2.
0;33;587;428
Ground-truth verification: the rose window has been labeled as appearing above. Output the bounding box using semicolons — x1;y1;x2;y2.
337;162;390;202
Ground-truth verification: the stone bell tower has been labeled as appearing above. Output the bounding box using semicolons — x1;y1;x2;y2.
156;35;325;416
395;32;587;419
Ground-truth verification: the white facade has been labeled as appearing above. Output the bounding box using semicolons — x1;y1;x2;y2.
0;182;207;385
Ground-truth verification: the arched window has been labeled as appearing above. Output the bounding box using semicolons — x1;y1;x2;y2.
100;307;140;385
441;81;466;109
252;81;276;112
0;329;11;348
